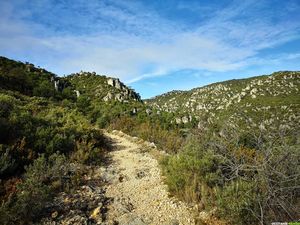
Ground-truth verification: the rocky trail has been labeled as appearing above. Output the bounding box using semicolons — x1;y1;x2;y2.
101;131;194;225
40;130;195;225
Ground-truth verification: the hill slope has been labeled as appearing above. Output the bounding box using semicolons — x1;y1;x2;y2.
67;72;141;102
0;56;141;103
146;71;300;131
0;56;143;224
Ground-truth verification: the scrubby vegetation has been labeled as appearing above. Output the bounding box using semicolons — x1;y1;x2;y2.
0;56;299;224
0;57;75;100
147;70;300;224
108;115;184;153
0;57;112;224
161;123;300;224
147;71;300;133
0;90;110;224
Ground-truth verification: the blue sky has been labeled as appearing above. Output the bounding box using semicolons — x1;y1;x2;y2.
0;0;299;98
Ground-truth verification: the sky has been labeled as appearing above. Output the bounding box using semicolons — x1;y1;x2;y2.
0;0;300;99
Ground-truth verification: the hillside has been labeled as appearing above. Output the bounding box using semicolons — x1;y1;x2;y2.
0;56;145;224
0;56;141;103
146;71;300;131
146;72;300;225
67;72;141;102
0;56;59;97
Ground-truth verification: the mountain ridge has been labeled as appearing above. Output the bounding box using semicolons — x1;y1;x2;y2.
1;55;299;131
146;71;300;131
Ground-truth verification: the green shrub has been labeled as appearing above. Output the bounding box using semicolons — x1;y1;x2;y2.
161;127;300;224
0;94;15;117
71;129;108;165
97;114;110;128
61;86;74;99
32;80;56;98
76;95;90;113
0;153;69;224
0;145;16;178
45;132;75;155
215;179;259;224
109;115;184;153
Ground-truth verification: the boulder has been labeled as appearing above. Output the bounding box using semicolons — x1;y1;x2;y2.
175;118;182;124
54;80;59;91
182;116;189;124
132;107;138;115
89;206;102;222
107;78;115;86
115;79;122;89
146;108;152;115
103;92;113;102
115;93;124;102
74;90;80;97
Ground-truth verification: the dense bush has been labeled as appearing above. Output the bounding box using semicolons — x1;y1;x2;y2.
71;128;110;165
161;125;300;224
0;90;110;224
32;80;56;98
108;115;184;153
0;153;69;224
0;146;17;178
76;95;91;114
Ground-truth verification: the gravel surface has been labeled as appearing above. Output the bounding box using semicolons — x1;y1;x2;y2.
39;130;195;225
102;130;195;225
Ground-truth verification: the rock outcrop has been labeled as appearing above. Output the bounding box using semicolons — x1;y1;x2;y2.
67;72;141;103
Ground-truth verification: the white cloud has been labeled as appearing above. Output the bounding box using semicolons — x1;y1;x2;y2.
0;0;299;83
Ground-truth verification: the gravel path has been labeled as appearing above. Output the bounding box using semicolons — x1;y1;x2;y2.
102;130;195;225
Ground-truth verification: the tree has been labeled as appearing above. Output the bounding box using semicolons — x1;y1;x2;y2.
76;96;91;113
33;80;55;98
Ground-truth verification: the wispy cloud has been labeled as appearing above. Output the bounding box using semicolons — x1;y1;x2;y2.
0;0;299;85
